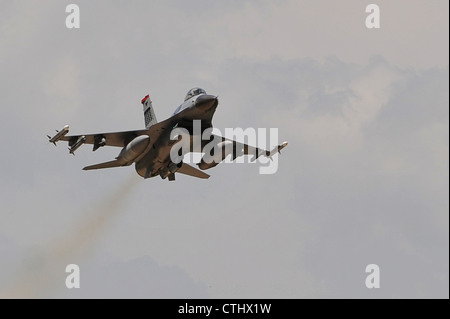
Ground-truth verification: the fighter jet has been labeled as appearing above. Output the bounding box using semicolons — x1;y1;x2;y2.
48;88;288;181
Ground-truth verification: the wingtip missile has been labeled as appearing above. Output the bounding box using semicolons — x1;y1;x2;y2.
279;141;288;153
267;141;288;160
48;125;69;145
47;135;56;146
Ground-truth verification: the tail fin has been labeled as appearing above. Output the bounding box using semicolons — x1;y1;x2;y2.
141;94;158;128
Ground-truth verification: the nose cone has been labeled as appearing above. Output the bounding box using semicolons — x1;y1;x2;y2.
195;94;218;111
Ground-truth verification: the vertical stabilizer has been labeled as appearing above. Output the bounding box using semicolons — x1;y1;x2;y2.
141;94;158;128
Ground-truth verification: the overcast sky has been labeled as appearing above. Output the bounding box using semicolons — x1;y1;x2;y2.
0;0;448;298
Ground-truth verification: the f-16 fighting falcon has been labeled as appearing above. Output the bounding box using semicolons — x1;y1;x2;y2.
48;88;288;181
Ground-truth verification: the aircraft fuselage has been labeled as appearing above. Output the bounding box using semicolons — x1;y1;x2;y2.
135;94;218;179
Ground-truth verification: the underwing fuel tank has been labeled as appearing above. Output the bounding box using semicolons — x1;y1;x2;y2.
116;135;150;164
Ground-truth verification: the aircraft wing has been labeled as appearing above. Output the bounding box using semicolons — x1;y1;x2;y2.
50;117;178;154
59;129;149;151
210;134;288;161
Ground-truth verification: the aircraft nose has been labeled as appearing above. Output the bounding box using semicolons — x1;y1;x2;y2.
195;94;218;110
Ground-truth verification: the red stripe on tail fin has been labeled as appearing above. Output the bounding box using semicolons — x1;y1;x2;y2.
141;94;150;104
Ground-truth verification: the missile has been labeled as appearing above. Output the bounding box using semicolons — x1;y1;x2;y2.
267;141;289;160
69;135;86;155
47;125;69;145
250;141;289;161
278;141;288;153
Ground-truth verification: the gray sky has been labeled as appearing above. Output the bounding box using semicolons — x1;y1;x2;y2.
0;0;448;298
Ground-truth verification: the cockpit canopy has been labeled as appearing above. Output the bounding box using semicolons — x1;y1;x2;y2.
184;87;206;101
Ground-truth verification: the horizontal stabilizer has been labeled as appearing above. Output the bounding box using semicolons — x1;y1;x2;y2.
83;159;128;171
178;163;210;179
